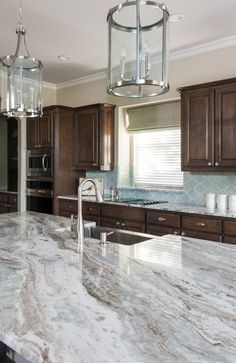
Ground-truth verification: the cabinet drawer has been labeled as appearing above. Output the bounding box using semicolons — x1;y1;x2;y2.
224;220;236;237
181;215;222;234
59;199;77;213
8;194;17;204
101;204;145;222
100;217;145;233
0;193;8;203
82;202;100;216
223;236;236;245
147;211;180;228
83;214;100;225
181;229;221;242
146;225;180;237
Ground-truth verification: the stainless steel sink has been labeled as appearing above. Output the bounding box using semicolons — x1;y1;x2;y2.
85;225;154;245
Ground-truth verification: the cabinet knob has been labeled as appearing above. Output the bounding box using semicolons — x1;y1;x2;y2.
68;205;72;209
158;217;166;222
93;163;97;167
173;231;178;235
208;162;212;166
115;221;120;226
88;208;93;211
181;232;186;236
121;222;126;228
215;162;219;166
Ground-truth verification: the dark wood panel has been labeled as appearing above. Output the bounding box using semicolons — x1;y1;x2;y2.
146;225;180;236
27;118;39;149
82;201;100;216
40;110;54;148
0;193;8;203
8;194;17;204
182;215;222;234
146;211;180;228
215;84;236;167
99;105;115;171
223;220;236;236
181;88;214;170
100;217;145;233
223;236;236;245
181;230;221;242
58;199;77;214
101;204;145;222
75;107;99;170
0;202;8;214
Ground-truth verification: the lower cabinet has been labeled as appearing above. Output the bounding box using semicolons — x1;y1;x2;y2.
181;215;222;242
101;204;145;233
0;192;17;214
223;221;236;244
146;211;180;236
58;199;100;224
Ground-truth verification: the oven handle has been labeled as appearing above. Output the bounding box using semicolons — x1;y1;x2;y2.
42;154;48;172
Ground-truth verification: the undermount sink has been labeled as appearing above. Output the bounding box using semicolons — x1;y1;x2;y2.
85;226;154;245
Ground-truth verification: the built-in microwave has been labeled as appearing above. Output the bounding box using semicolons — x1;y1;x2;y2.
27;149;53;178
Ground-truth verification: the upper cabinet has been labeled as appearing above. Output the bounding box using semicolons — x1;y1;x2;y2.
74;103;115;171
181;78;236;171
27;109;53;149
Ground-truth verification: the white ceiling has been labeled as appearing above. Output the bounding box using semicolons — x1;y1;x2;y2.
0;0;236;84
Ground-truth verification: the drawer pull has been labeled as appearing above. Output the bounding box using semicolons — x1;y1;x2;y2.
173;231;178;235
68;205;73;209
121;222;126;228
158;217;166;222
88;208;93;211
115;221;120;226
181;232;186;236
195;222;205;227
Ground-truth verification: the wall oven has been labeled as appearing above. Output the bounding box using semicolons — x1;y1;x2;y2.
26;180;53;214
27;149;53;178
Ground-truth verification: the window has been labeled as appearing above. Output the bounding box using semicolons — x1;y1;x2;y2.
131;128;183;189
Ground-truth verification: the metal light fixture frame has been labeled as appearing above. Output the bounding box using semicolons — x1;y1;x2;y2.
0;0;43;117
107;0;170;98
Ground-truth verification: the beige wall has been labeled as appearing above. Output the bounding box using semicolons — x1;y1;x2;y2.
43;85;57;106
57;44;236;108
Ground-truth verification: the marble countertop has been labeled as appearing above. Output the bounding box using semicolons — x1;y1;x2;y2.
0;190;18;194
0;212;236;362
58;194;236;219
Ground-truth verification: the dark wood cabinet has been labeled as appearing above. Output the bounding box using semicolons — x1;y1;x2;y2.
101;204;145;233
0;192;17;214
181;78;236;171
146;210;180;236
181;215;222;242
223;220;236;244
74;104;115;171
58;199;100;224
27;109;53;149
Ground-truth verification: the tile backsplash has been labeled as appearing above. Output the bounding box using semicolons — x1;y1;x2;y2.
86;169;236;206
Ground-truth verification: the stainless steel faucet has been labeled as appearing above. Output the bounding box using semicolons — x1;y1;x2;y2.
77;178;103;241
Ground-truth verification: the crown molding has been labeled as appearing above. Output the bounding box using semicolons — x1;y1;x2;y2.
46;35;236;90
170;34;236;61
56;71;107;90
43;81;57;90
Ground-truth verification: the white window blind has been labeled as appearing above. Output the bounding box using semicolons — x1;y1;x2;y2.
132;128;183;188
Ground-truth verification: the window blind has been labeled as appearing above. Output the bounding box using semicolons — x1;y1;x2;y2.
126;101;180;131
132;128;183;188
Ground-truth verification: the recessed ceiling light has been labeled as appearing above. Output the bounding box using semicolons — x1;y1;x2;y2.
58;55;71;61
170;13;186;23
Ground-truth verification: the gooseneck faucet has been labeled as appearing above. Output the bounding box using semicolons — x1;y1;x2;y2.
77;178;103;241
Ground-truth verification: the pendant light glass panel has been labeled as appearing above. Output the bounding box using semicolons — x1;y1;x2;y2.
107;1;169;98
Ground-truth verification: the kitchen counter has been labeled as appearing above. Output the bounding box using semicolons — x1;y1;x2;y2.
0;212;236;362
58;194;236;219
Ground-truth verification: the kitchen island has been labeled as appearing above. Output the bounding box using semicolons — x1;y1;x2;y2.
0;212;236;363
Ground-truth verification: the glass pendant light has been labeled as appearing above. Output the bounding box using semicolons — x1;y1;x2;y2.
107;0;169;98
0;0;43;117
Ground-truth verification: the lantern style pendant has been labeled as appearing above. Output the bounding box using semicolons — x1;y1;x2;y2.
0;0;43;117
107;0;169;98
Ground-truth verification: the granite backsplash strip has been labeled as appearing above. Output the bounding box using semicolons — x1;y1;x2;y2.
86;169;236;206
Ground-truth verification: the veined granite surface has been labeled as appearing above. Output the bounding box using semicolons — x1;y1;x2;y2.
58;194;236;218
0;212;236;363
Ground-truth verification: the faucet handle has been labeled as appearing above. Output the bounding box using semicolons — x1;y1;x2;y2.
70;214;77;232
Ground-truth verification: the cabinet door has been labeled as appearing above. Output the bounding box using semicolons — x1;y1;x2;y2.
99;106;114;171
75;107;99;170
181;88;214;170
39;110;54;148
27;118;39;149
215;84;236;167
0;202;8;214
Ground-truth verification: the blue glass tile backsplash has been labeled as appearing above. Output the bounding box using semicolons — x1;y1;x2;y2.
87;169;236;206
